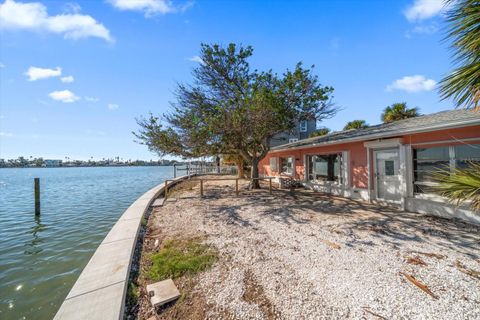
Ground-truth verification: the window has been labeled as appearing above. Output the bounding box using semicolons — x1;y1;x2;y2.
280;156;294;174
307;153;342;183
269;157;278;172
299;120;307;132
289;138;299;143
413;144;480;194
385;160;395;176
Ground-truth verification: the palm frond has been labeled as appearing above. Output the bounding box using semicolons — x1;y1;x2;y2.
440;0;480;109
432;162;480;212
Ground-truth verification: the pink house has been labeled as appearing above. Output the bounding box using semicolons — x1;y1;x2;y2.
260;109;480;224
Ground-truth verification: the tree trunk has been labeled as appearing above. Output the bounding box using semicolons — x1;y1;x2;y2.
250;158;261;189
236;159;245;178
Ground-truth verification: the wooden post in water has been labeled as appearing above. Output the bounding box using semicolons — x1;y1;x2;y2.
269;178;272;195
200;179;204;197
34;178;40;215
235;179;239;196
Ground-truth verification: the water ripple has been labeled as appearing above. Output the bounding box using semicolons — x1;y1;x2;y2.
0;166;172;319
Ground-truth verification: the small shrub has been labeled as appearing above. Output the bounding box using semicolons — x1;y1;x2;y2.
147;238;217;280
126;282;139;306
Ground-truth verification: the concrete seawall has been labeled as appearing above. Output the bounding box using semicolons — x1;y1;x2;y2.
54;175;192;320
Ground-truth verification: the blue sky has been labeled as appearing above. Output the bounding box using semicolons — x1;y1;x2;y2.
0;0;453;160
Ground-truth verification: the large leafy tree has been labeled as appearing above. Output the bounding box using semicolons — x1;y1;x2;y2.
439;0;480;109
343;120;368;130
135;43;336;188
381;102;419;123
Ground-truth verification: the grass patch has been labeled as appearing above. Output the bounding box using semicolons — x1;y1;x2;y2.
125;282;139;309
147;238;217;281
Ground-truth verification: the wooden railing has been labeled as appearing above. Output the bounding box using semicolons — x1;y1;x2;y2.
164;177;275;199
173;164;237;178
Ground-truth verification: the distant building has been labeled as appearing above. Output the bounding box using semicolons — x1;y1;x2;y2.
270;118;317;147
44;159;62;167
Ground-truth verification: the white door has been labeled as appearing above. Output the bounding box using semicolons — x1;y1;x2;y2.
374;149;401;202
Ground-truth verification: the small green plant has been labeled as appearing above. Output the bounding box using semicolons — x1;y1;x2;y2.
147;238;217;280
433;162;480;211
141;216;148;227
126;282;139;304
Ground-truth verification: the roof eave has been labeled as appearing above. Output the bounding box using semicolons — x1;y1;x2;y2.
269;118;480;153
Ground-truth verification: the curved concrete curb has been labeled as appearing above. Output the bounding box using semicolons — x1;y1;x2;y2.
54;175;193;320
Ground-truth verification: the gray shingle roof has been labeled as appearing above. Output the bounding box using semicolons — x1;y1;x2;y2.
271;109;480;151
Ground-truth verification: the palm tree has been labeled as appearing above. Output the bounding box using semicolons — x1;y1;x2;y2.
381;103;419;123
309;127;330;137
436;1;480;211
343;120;368;130
439;0;480;109
433;162;480;212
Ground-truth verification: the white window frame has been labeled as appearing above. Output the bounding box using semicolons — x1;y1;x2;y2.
412;144;480;195
280;156;294;175
299;120;307;132
306;152;343;184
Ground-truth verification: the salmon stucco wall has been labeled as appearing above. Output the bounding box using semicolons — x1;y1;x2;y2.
260;124;480;192
259;141;368;189
403;125;480;146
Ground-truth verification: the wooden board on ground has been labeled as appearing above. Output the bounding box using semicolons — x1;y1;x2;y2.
151;198;165;207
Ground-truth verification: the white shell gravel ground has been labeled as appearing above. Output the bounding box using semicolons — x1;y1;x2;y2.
149;177;480;319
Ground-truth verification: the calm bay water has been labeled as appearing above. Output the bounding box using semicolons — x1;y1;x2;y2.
0;166;173;320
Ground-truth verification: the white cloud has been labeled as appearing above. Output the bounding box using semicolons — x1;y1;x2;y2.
85;96;99;102
0;132;14;137
0;62;5;68
0;0;113;42
49;89;80;103
25;66;61;81
404;0;447;22
108;0;193;17
386;75;437;93
107;103;119;110
188;55;204;64
62;2;82;14
412;23;439;34
405;22;439;38
60;75;74;83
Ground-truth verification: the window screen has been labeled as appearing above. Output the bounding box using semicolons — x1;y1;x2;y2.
413;144;480;194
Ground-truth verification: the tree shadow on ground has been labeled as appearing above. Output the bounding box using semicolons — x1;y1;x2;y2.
191;182;480;259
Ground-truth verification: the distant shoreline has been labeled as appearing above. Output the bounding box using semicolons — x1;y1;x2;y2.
0;165;175;169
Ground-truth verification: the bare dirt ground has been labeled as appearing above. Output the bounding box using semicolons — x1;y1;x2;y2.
135;176;480;320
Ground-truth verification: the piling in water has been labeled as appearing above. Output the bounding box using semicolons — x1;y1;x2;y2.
34;178;40;215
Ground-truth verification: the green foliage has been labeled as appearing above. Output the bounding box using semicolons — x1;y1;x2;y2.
309;127;331;137
135;43;337;185
147;239;217;280
432;162;480;212
127;283;139;301
343;120;368;130
439;0;480;109
381;102;419;123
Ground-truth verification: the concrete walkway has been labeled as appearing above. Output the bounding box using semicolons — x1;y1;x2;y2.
54;175;191;320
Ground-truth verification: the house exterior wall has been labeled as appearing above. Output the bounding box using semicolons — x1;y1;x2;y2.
260;141;368;188
260;125;480;225
269;119;317;147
